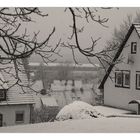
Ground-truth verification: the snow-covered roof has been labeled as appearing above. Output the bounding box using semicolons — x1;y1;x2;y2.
0;72;8;89
51;84;65;91
134;23;140;36
29;62;100;68
41;96;58;107
29;62;40;66
76;63;100;67
31;80;43;92
0;61;34;105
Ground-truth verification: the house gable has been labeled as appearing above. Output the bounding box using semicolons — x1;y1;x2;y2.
101;24;140;111
99;24;140;89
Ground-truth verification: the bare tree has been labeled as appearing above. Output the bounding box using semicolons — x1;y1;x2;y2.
0;8;58;61
57;62;73;81
0;7;120;93
60;7;119;74
0;8;59;92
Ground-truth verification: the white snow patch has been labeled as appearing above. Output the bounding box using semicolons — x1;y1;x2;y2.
93;106;133;116
0;105;137;132
31;80;43;92
41;96;58;107
1;118;140;132
56;101;104;121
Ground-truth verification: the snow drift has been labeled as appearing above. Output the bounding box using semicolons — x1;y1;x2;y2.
56;101;104;121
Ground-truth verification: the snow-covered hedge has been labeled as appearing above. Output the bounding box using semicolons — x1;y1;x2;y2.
56;101;104;121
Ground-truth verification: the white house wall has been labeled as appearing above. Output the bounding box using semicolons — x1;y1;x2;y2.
0;104;31;126
104;28;140;112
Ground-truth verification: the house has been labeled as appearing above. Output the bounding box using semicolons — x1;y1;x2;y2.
99;24;140;114
0;61;34;127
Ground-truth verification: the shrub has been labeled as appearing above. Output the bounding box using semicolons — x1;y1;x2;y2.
32;106;60;123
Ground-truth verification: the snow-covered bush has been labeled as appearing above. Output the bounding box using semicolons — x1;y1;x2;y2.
56;101;104;121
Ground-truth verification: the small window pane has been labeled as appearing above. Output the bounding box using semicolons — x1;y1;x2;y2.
138;75;140;87
136;73;140;89
123;72;130;87
16;111;24;122
134;45;136;51
115;72;122;86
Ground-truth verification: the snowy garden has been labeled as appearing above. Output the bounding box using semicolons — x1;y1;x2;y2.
0;101;140;133
1;6;140;134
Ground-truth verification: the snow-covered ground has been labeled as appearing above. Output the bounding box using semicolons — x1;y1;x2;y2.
0;105;138;133
56;101;133;121
92;106;133;116
1;117;140;133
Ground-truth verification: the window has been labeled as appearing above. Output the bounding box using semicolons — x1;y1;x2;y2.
136;72;140;90
131;42;137;54
115;70;130;88
115;71;123;87
123;71;130;88
0;89;7;101
15;111;24;123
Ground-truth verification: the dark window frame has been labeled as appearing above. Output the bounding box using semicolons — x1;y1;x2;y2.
15;111;24;123
131;42;137;54
136;71;140;90
115;70;130;88
0;89;7;101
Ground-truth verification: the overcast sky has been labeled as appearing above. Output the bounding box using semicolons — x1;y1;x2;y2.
29;7;140;64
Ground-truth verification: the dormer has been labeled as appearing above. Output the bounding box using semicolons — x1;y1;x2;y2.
0;89;7;101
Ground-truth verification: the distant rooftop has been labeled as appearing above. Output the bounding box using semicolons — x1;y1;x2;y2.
41;96;58;107
31;80;43;92
29;62;100;68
